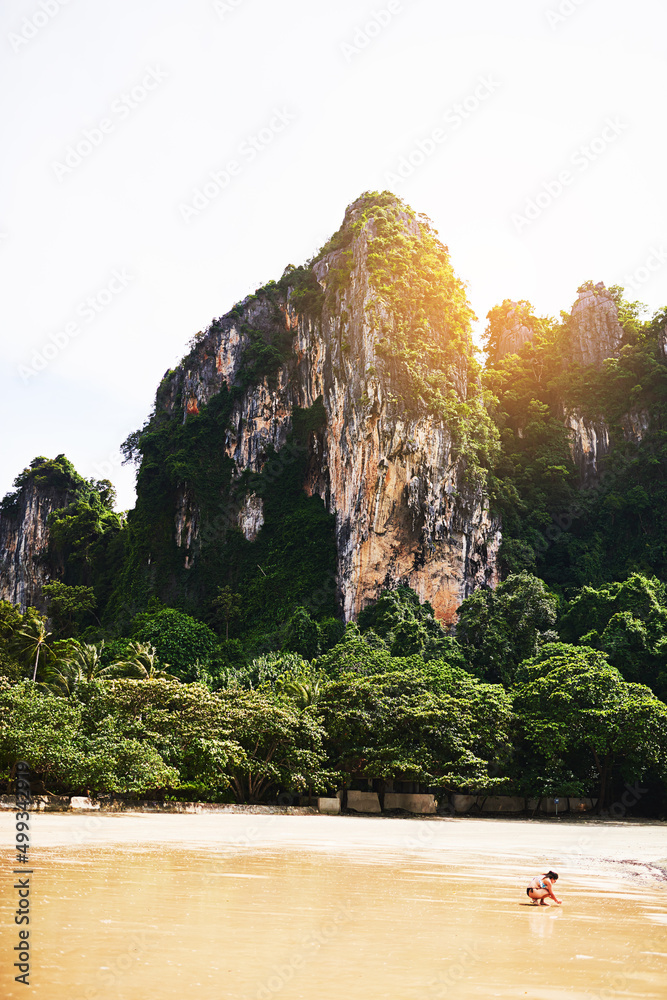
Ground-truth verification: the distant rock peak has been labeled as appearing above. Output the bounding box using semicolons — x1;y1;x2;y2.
568;281;624;367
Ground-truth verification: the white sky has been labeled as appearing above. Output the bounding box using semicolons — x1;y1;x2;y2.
2;0;666;511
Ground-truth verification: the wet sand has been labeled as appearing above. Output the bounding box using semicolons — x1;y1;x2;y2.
1;814;665;999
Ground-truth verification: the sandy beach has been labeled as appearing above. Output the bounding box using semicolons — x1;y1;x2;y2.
1;813;666;999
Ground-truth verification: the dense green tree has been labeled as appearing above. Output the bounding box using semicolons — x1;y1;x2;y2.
211;586;243;640
87;677;333;801
214;687;333;802
254;656;327;710
560;574;667;699
317;622;394;677
42;582;98;638
319;665;512;791
282;606;321;659
0;681;178;795
1;672;332;802
357;585;467;661
132;607;219;679
513;643;667;809
316;616;346;653
83;679;244;799
216;651;309;691
456;572;558;685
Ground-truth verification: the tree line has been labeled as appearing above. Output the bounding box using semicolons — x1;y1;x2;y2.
2;576;666;813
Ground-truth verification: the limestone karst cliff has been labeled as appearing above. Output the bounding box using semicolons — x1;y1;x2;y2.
568;282;624;367
0;455;123;616
0;460;74;611
565;283;656;482
485;299;541;362
128;193;501;624
3;195;666;621
483;275;667;585
0;485;56;610
486;281;645;485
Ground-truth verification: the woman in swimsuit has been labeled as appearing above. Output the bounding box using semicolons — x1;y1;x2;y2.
527;870;561;905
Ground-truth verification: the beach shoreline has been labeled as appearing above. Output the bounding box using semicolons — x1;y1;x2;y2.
1;812;665;999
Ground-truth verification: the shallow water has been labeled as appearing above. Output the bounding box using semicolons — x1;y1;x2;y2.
0;814;666;999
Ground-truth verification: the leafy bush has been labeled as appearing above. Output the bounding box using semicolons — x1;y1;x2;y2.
513;643;667;807
456;573;558;685
133;608;219;679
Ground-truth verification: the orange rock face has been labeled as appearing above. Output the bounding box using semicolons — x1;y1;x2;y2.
168;197;501;620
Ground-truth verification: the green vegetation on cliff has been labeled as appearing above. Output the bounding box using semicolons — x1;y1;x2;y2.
0;455;85;515
111;384;337;647
315;191;499;481
484;294;667;588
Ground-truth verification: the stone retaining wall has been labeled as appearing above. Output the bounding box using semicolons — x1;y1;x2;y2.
0;795;318;815
0;793;598;816
451;795;597;814
384;793;437;814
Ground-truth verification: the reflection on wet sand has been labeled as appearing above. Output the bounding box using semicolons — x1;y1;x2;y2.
0;815;665;999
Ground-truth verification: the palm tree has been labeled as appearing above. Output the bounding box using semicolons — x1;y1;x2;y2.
13;620;54;682
113;641;168;680
274;670;323;710
43;641;120;695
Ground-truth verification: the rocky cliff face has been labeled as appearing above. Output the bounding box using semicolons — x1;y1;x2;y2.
485;283;640;485
564;411;611;486
2;206;660;622
160;195;501;623
564;282;628;480
490;301;537;360
0;481;66;611
568;282;624;367
565;408;651;485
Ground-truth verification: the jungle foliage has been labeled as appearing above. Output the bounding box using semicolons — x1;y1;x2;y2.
1;576;666;812
484;293;667;591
